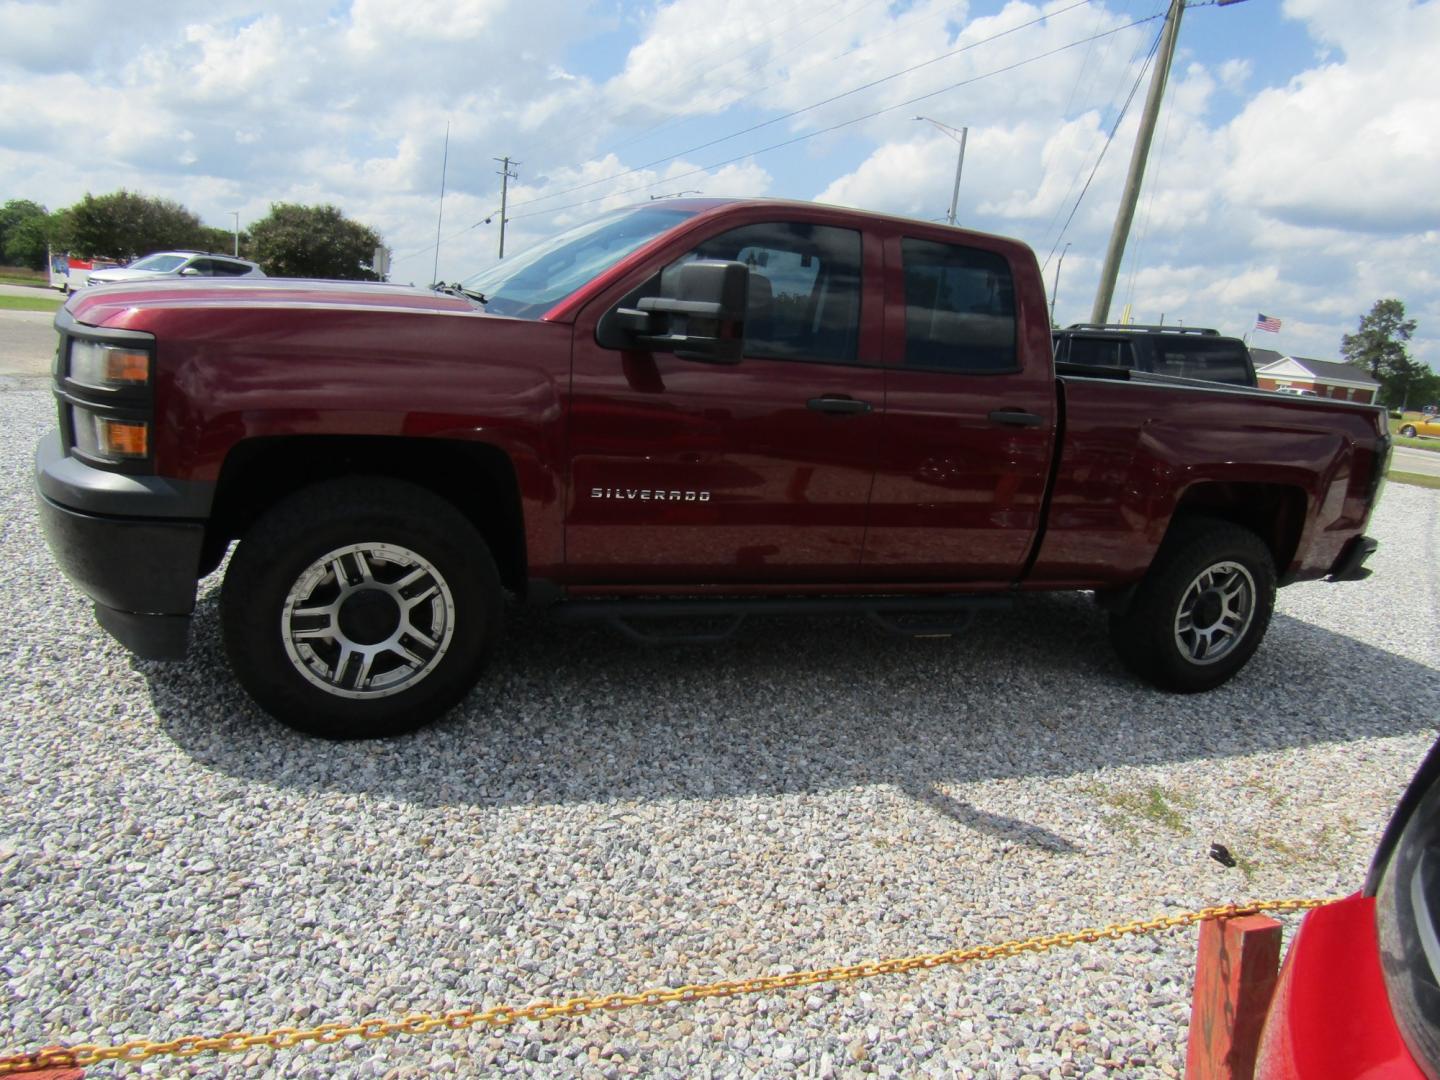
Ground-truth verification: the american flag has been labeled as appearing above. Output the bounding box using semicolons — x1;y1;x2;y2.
1255;313;1282;333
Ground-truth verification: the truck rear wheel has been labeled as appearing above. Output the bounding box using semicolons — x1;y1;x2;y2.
1108;518;1276;693
221;477;501;738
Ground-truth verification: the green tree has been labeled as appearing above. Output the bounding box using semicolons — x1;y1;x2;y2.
248;203;382;280
197;224;247;258
63;190;207;260
1341;298;1425;408
0;199;50;269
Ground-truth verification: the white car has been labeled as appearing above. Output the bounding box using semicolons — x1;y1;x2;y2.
87;251;265;285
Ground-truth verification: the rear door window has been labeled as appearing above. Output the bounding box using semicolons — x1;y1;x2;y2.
900;238;1016;372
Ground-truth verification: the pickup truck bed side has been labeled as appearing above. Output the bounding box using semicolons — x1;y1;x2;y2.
1033;375;1385;586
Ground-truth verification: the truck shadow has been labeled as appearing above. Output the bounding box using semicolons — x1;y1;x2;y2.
142;588;1440;852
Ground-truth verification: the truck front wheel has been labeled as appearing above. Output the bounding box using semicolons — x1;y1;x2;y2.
221;477;501;738
1108;518;1276;693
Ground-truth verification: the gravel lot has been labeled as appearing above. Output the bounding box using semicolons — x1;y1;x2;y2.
3;383;1437;1079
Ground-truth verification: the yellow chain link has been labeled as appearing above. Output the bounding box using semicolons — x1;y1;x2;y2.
0;898;1330;1076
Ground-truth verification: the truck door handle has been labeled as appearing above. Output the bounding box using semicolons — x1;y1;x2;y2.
988;409;1043;428
807;396;872;415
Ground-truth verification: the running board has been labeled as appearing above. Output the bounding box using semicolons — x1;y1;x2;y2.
550;595;1012;645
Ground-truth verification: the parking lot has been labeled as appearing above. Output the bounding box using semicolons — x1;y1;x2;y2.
3;382;1438;1078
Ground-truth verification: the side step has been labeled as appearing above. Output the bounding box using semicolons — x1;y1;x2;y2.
550;595;1012;645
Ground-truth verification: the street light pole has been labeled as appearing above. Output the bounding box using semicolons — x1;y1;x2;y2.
915;117;968;226
1051;242;1071;326
230;211;240;256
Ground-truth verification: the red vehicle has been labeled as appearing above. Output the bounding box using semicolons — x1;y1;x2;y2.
1255;736;1440;1078
34;199;1389;738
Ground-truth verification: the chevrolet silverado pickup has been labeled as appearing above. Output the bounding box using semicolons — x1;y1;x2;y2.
35;198;1390;738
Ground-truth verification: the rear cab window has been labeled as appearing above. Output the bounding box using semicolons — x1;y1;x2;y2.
1154;337;1254;383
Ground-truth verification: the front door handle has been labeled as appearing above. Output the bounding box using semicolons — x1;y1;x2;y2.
988;409;1043;428
807;396;873;415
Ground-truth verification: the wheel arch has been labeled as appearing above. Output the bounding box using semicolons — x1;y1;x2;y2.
1165;480;1307;576
205;435;528;594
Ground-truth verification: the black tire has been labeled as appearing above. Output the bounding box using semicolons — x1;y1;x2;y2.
1401;425;1418;437
221;477;501;738
1108;517;1276;693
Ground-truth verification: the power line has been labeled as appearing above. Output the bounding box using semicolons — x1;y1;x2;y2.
1040;20;1164;271
395;1;1121;270
597;0;883;161
1036;0;1155;261
506;0;1099;216
511;13;1165;225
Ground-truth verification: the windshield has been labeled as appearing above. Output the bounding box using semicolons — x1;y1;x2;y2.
460;207;694;318
128;254;188;272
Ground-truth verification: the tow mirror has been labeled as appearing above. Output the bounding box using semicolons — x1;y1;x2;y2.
614;259;748;364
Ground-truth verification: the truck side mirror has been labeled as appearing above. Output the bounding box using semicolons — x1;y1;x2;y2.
615;259;748;364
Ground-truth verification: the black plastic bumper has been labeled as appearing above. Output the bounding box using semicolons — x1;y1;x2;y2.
35;429;211;660
1328;535;1379;582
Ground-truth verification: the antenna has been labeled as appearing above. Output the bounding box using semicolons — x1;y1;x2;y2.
432;121;450;285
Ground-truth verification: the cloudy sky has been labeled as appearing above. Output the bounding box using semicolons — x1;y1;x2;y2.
1;0;1435;366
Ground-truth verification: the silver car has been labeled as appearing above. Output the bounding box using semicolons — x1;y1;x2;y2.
87;251;265;285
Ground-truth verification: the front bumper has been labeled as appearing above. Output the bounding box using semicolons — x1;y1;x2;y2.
35;428;212;659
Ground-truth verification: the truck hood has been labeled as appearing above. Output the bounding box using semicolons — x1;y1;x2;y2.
66;278;479;329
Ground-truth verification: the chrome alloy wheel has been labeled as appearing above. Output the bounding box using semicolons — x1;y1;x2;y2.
1173;560;1256;666
281;542;457;699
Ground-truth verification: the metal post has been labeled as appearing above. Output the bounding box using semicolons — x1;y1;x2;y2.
1090;0;1185;324
495;156;520;259
915;117;968;226
230;212;239;256
947;127;968;226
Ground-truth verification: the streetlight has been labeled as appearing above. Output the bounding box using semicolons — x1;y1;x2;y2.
230;211;240;256
914;116;968;226
1050;242;1071;326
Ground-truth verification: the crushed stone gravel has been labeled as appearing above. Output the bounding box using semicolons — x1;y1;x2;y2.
2;384;1437;1078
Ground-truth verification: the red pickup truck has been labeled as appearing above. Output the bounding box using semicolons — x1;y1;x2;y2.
35;198;1389;738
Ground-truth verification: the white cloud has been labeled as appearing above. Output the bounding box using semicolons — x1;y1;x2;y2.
0;0;1433;371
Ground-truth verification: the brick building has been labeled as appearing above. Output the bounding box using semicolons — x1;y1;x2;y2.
1252;349;1380;403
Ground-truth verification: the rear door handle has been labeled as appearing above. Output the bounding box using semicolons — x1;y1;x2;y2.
807;396;873;415
988;409;1043;428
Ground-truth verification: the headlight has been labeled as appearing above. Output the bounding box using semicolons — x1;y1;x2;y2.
68;339;150;388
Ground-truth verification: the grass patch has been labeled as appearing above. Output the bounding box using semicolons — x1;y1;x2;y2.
0;272;48;288
1091;783;1192;840
1388;471;1440;491
0;294;62;313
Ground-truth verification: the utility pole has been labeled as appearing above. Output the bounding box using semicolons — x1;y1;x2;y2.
495;156;520;259
1090;0;1185;324
915;117;968;225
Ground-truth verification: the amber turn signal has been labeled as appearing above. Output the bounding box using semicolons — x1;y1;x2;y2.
97;419;149;458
